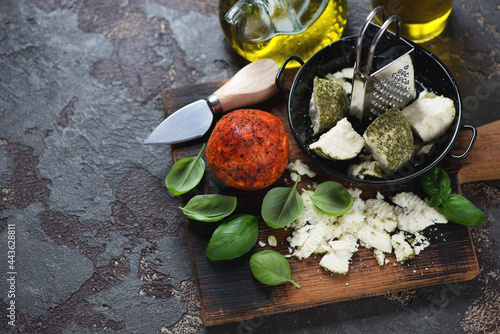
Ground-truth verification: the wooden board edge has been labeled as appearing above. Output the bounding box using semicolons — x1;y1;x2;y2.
200;268;480;327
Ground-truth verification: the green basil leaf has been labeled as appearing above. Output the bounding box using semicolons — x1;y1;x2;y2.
261;177;303;229
250;250;300;288
306;181;353;216
180;194;237;222
442;193;485;226
421;166;451;199
165;144;205;195
429;194;444;208
205;214;259;261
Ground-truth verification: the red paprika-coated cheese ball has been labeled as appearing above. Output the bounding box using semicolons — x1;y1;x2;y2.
206;109;290;191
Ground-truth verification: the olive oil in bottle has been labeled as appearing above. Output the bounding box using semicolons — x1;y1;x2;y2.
371;0;454;43
219;0;348;67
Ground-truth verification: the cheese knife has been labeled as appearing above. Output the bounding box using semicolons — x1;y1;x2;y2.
143;59;280;145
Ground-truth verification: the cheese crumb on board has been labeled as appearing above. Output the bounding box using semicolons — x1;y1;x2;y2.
373;249;386;266
268;235;278;247
287;159;317;178
391;232;415;262
287;188;448;274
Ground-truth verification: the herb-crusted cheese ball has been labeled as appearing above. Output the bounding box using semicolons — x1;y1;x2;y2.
363;108;414;174
309;77;349;135
309;117;364;160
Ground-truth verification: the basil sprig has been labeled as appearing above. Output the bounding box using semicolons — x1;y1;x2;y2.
180;194;237;222
261;177;304;229
305;181;353;216
205;214;259;261
421;167;485;226
421;166;452;207
165;144;206;195
250;250;300;288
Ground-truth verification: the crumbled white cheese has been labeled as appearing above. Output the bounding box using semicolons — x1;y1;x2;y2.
347;159;384;180
391;231;415;262
314;239;331;255
364;198;398;233
409;231;430;256
392;192;447;234
355;221;392;253
416;143;435;156
341;67;354;79
268;235;277;247
319;234;358;275
258;241;266;247
337;194;365;235
286;187;448;275
287;159;317;178
373;249;386;266
293;220;331;260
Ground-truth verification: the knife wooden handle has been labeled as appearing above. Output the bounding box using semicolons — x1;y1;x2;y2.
214;59;280;112
452;119;500;185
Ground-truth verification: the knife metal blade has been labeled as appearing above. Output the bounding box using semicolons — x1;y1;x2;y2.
143;99;215;144
143;59;280;145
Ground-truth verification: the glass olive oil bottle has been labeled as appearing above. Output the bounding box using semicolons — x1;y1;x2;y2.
219;0;348;66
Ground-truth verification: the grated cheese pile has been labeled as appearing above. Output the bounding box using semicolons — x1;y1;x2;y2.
286;186;447;275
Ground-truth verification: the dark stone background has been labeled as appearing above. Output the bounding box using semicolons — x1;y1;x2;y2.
0;0;498;333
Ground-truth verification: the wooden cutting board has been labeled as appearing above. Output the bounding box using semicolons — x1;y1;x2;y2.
161;80;500;327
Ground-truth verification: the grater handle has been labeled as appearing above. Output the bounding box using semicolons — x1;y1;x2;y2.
354;6;386;76
364;15;401;77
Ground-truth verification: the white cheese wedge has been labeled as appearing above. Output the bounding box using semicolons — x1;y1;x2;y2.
402;92;456;142
309;117;365;160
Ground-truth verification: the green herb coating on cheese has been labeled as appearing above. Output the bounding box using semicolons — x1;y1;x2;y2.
309;77;349;135
363;108;414;174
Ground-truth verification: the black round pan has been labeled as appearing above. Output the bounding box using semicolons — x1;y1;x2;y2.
278;35;476;186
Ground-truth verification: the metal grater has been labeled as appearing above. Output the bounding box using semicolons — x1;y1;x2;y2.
349;7;416;121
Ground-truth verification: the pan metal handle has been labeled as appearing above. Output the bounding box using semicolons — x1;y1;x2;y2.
275;56;305;93
451;124;477;160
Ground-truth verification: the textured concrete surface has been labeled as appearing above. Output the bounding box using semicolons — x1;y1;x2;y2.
0;0;499;333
